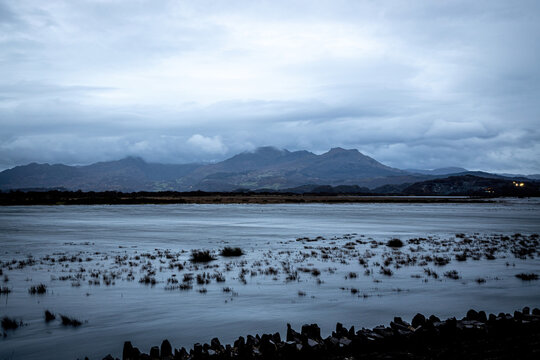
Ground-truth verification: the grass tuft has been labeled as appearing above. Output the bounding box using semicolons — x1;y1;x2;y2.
28;284;47;295
2;316;20;331
190;250;216;263
515;273;538;281
60;314;82;327
45;310;56;322
387;238;404;248
220;247;244;257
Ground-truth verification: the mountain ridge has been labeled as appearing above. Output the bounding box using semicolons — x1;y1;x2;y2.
0;147;536;192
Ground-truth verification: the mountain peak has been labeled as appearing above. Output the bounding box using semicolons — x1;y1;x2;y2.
253;146;288;155
327;147;360;155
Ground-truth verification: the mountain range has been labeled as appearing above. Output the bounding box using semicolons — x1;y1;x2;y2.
0;146;537;193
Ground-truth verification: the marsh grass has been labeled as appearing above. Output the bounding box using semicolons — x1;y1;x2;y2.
387;238;404;248
515;273;538;281
45;310;56;322
220;247;244;257
2;316;21;331
60;314;82;327
28;283;46;295
190;250;216;263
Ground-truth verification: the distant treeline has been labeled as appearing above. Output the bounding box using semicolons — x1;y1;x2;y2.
0;191;475;205
1;175;538;205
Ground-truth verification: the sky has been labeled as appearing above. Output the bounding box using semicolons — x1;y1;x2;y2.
1;0;539;174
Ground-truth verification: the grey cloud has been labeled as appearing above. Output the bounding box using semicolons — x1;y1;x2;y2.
0;2;17;24
0;0;539;174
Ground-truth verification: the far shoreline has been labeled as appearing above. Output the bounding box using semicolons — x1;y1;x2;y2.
0;190;507;206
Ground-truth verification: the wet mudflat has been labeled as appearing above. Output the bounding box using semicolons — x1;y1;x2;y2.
0;199;539;359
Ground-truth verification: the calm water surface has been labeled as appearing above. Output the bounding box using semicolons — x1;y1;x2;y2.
1;200;540;359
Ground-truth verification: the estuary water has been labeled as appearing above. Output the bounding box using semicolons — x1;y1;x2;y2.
1;199;540;359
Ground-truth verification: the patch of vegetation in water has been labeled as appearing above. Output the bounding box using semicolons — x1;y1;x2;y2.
220;247;244;257
190;250;216;263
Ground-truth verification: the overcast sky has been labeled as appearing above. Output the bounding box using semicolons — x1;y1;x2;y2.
1;0;539;173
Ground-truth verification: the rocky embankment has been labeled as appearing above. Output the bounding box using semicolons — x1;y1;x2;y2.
100;307;540;360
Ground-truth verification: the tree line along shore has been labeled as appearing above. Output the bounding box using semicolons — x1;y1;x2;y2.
0;190;495;205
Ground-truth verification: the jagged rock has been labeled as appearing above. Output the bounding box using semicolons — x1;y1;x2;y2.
478;311;487;323
390;321;410;332
523;307;530;315
333;322;349;338
393;317;411;327
192;343;202;357
445;317;457;328
461;320;487;330
412;313;426;328
102;355;115;360
111;306;540;360
348;326;355;338
287;323;302;342
306;338;319;347
123;341;134;360
327;336;339;346
161;339;172;359
301;324;321;341
373;325;393;338
259;334;277;355
210;337;221;350
361;329;385;341
533;308;540;315
149;346;159;359
283;341;297;352
466;309;479;321
174;347;187;359
246;334;258;347
234;336;245;349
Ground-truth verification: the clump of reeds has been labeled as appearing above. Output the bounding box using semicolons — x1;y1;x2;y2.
45;310;56;322
515;273;538;281
60;314;82;327
220;247;244;257
190;250;216;263
0;286;11;295
444;270;460;280
2;316;21;330
387;238;404;248
28;284;47;295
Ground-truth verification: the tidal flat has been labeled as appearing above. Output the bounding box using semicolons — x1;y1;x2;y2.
0;200;539;359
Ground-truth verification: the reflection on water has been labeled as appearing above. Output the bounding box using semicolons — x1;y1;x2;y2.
1;201;540;360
